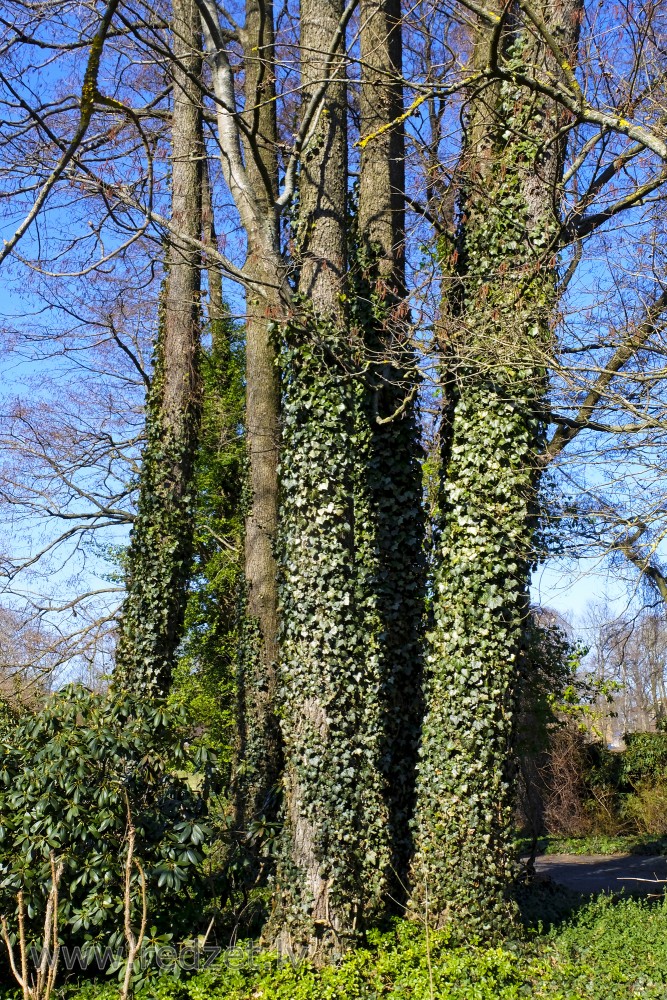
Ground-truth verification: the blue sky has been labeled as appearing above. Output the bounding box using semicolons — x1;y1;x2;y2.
533;560;629;624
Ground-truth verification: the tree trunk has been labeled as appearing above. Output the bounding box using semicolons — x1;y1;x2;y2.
271;0;391;960
232;0;285;834
358;0;404;293
114;0;202;696
408;0;582;935
201;160;225;335
166;158;245;787
357;0;426;900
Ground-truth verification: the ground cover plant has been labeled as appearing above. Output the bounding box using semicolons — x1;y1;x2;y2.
1;895;665;1000
528;834;667;856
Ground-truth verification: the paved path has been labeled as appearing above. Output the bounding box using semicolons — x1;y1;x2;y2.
534;853;667;895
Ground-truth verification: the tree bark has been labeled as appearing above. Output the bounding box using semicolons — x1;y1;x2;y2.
296;0;348;318
231;0;285;833
201;160;225;332
161;0;203;449
358;0;404;291
114;0;202;696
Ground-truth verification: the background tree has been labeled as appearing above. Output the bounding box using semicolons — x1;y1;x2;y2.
114;0;204;696
584;603;667;737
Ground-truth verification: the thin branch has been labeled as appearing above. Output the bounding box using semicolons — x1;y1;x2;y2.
544;288;667;461
375;382;420;425
613;524;667;604
0;913;27;998
0;0;122;268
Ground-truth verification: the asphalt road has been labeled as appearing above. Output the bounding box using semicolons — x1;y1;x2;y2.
534;853;667;895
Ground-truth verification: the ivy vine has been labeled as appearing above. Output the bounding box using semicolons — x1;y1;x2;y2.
114;293;201;698
351;234;427;896
270;305;391;956
169;309;245;776
409;43;559;937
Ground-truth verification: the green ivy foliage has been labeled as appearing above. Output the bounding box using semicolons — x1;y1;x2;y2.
271;307;391;953
350;237;427;894
169;314;245;775
166;312;265;931
409;382;539;934
114;295;201;697
517;616;590;757
409;50;559;935
0;685;213;959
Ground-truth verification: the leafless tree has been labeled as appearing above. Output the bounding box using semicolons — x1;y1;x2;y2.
585;602;667;736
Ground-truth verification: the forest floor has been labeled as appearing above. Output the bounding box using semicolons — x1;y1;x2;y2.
5;845;667;998
38;892;667;1000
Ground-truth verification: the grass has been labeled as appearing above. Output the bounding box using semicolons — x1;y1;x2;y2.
5;892;667;1000
519;834;667;856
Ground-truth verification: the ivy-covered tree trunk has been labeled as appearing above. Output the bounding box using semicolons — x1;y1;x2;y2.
408;1;581;935
358;0;425;897
271;0;391;960
114;0;202;696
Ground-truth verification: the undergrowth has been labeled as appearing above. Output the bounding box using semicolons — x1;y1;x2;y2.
4;894;667;1000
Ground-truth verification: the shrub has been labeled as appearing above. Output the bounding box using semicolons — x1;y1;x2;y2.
586;741;624;790
0;698;20;739
621;732;667;785
515;617;597;841
0;685;216;961
622;781;667;835
584;782;625;836
542;723;593;836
